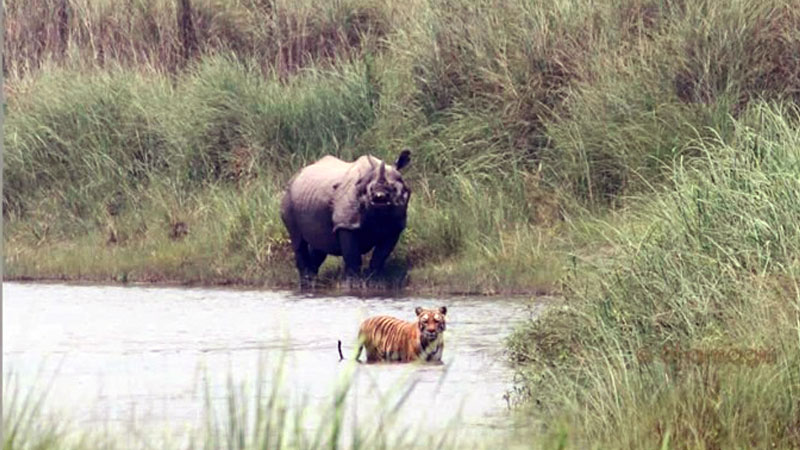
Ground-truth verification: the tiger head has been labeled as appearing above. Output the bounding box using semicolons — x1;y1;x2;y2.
414;306;447;343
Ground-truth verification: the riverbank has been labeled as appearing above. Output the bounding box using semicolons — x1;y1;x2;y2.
4;174;569;295
2;275;555;297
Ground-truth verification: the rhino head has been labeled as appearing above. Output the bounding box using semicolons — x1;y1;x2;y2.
363;149;411;210
332;149;412;233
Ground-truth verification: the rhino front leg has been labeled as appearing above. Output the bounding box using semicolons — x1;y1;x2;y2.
336;229;363;283
307;249;327;276
367;231;402;278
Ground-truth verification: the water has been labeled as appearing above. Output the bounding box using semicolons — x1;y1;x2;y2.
3;282;543;446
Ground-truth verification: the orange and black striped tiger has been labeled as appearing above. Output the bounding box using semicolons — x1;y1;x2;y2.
338;306;447;363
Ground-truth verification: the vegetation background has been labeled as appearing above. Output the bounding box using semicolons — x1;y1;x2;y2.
4;0;800;447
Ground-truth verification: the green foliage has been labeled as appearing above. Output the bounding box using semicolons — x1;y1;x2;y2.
509;103;800;448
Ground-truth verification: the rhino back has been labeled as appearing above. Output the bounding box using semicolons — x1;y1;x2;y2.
285;156;352;254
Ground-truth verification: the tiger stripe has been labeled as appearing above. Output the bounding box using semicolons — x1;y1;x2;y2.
354;306;447;363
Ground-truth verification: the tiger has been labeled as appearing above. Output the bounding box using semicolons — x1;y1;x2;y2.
338;306;448;363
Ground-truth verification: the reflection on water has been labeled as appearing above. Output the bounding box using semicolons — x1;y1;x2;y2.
3;282;543;443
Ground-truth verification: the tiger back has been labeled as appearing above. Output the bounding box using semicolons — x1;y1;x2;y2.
356;306;447;363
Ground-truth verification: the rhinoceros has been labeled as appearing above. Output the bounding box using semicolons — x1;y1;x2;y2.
280;149;411;285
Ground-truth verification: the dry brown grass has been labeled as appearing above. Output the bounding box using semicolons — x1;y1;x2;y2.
3;0;390;79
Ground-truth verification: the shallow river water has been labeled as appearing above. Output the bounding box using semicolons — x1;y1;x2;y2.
3;282;543;447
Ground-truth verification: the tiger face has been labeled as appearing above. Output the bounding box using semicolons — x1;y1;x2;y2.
414;306;447;343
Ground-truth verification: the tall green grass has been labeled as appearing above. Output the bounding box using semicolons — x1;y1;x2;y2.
508;103;800;448
5;0;799;292
3;372;113;449
3;57;388;287
3;57;565;292
3;56;377;221
541;0;800;205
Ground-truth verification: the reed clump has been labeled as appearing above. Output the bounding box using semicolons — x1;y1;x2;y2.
508;103;800;448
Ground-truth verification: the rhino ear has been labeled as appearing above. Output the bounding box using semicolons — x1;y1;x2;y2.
395;149;411;171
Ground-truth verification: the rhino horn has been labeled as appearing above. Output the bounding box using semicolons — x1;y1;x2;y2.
378;161;386;182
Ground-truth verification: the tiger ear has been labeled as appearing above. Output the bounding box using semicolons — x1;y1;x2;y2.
439;306;447;316
415;306;423;316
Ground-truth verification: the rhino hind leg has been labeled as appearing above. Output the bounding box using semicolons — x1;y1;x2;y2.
293;240;317;287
